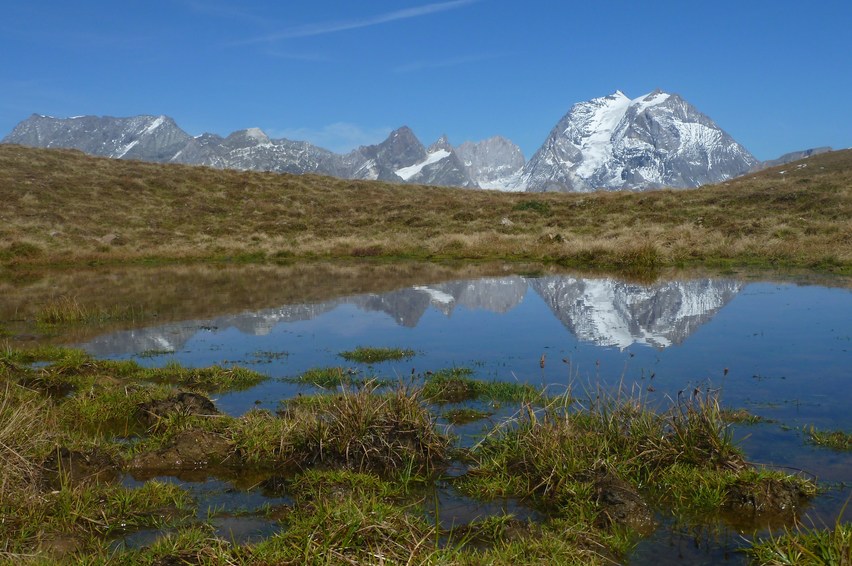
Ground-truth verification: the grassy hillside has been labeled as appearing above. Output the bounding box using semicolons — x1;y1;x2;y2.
1;144;850;273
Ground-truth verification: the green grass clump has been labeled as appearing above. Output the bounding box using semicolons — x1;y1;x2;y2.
112;524;235;565
138;349;175;358
339;346;415;364
139;360;266;393
247;470;434;565
278;385;450;476
422;367;543;404
287;366;359;388
748;520;852;565
720;408;767;424
458;388;815;521
512;199;551;214
0;476;193;557
806;426;852;451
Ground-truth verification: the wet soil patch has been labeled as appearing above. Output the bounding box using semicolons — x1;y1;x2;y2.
135;392;219;428
725;476;810;517
593;471;656;536
130;429;237;474
42;446;120;488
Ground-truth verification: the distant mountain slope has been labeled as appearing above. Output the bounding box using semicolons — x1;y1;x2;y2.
753;146;833;170
518;90;758;192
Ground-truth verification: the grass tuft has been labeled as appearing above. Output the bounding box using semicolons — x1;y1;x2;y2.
748;517;852;565
422;367;544;404
287;366;359;388
339;346;415;364
805;426;852;451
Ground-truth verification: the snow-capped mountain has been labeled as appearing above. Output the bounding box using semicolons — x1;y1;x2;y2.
518;90;758;192
3;90;766;192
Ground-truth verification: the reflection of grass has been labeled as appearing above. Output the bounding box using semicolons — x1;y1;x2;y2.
443;407;492;425
36;296;146;326
806;426;852;451
339;347;415;364
138;349;175;358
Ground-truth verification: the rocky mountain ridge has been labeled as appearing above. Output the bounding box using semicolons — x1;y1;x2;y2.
1;90;824;192
2;114;516;190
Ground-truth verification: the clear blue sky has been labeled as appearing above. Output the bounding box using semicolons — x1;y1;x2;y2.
2;1;850;160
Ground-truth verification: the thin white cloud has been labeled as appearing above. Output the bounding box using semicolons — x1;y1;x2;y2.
184;1;273;27
394;53;502;73
232;0;479;44
265;49;330;62
268;123;392;153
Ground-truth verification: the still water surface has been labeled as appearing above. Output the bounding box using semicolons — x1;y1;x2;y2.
55;267;852;561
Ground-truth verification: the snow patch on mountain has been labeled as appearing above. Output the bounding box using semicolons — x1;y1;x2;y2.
395;149;450;181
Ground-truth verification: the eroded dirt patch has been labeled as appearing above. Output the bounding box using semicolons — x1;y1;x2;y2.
130;429;236;473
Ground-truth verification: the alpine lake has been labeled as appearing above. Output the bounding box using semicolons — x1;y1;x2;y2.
2;260;850;564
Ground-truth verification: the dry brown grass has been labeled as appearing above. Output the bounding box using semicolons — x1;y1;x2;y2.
1;144;850;272
0;382;53;504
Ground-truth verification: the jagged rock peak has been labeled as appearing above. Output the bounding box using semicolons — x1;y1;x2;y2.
428;135;453;152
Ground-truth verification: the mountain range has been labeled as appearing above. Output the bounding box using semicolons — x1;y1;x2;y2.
0;90;828;192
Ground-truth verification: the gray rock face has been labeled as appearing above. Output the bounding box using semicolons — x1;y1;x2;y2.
172;128;344;175
456;136;526;190
4;114;192;162
518;90;758;192
755;146;833;170
402;136;478;188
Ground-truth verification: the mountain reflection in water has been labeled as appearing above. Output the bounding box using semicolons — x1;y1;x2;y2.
81;275;741;357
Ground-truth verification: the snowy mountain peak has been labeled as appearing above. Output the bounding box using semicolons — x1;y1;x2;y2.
244;127;270;143
520;89;757;192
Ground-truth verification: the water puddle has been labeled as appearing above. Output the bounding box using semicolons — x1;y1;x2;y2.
3;262;851;562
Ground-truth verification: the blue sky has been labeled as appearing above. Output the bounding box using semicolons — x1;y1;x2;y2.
2;0;850;160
